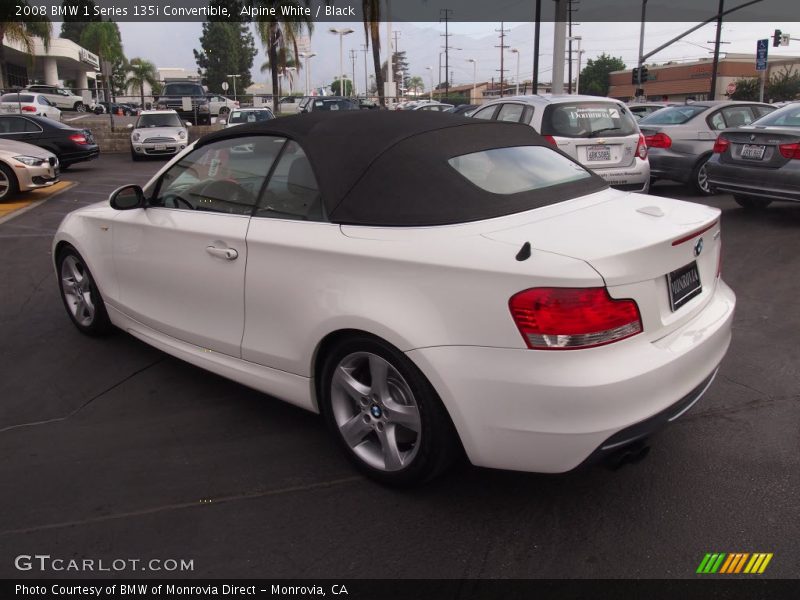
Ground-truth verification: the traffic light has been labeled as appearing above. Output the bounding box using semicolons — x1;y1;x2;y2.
640;66;649;81
631;67;639;84
773;29;782;47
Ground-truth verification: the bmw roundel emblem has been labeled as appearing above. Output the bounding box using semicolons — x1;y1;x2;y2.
694;237;704;257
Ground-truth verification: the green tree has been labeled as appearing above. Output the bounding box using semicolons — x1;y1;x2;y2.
380;51;409;93
361;1;384;106
330;77;353;96
193;1;256;94
125;57;158;106
254;1;313;111
408;75;424;97
767;65;800;102
579;53;626;97
79;21;123;102
726;77;760;101
0;2;52;89
59;0;101;44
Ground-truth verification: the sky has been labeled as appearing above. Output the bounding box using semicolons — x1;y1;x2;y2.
116;20;800;93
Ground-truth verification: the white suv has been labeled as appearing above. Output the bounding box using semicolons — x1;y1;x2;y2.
128;110;188;161
22;85;88;112
472;95;650;192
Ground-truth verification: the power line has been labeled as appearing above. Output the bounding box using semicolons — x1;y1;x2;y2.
495;21;510;97
440;8;454;97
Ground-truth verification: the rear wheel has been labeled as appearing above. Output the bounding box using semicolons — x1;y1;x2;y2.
74;102;86;112
219;107;229;119
319;335;460;486
691;157;714;196
734;195;772;210
57;247;112;336
0;162;19;202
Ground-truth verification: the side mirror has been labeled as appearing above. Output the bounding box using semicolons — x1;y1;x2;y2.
126;123;133;129
110;184;145;210
185;121;192;127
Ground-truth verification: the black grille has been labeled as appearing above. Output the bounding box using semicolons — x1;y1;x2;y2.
48;157;56;166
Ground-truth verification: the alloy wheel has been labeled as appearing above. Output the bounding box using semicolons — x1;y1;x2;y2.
696;161;711;194
0;169;9;201
60;255;96;327
329;352;422;472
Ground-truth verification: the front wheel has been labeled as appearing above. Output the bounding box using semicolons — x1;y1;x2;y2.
691;157;714;196
320;335;460;486
57;247;113;336
734;195;772;210
0;162;20;202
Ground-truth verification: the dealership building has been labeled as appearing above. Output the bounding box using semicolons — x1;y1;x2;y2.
1;35;99;92
608;53;800;102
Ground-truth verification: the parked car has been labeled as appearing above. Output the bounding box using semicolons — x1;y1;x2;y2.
638;101;775;195
448;104;479;116
154;81;211;125
96;101;136;116
128;110;188;161
225;108;275;128
0;114;98;169
413;102;454;112
0;93;62;121
471;94;650;192
207;94;240;119
627;102;676;120
53;111;733;485
298;97;359;112
707;102;800;208
21;84;87;112
0;138;59;202
357;98;380;110
278;96;302;114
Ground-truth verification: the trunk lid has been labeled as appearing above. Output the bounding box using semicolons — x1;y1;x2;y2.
555;133;640;169
719;125;800;169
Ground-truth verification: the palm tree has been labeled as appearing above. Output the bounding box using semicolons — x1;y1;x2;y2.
361;1;384;106
408;75;424;98
80;21;123;105
259;48;298;99
254;1;312;112
0;2;52;90
125;58;158;107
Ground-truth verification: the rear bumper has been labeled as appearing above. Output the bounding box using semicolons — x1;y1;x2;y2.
60;146;100;165
648;149;698;183
707;161;800;202
407;279;735;473
593;160;651;192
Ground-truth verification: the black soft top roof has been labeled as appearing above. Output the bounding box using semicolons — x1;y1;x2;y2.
198;111;606;226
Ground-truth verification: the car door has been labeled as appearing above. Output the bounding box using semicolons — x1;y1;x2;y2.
112;135;286;357
0;116;43;144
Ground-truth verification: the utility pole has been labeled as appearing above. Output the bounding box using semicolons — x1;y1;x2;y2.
709;0;724;100
552;0;568;94
567;0;579;94
392;30;401;98
349;49;358;97
496;22;510;97
440;8;453;98
533;0;541;92
360;44;369;97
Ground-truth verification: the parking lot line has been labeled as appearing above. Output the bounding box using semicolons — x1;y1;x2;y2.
0;180;76;225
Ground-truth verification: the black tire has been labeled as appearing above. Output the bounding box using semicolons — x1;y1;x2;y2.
0;162;20;202
319;334;461;486
734;195;772;210
130;147;142;162
219;107;229;118
56;246;113;336
691;156;715;196
74;102;86;112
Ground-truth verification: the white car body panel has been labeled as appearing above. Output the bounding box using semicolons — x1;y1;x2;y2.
0;97;62;121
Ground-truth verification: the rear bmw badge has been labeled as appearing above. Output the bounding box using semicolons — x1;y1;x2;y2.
694;237;704;257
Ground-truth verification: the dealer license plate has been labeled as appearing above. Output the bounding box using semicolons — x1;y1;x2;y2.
587;145;611;161
740;144;766;160
154;144;167;151
667;261;702;312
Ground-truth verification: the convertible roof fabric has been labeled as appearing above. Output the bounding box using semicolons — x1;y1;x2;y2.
197;111;607;226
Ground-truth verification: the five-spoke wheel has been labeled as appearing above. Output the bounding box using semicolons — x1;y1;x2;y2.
57;247;112;335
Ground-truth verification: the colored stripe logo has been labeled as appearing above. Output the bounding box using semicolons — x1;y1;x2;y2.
697;553;773;574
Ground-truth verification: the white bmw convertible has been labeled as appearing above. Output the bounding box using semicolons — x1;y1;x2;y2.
53;112;734;485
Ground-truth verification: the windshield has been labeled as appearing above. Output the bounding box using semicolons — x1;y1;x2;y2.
1;94;34;103
751;103;800;127
639;105;708;125
229;110;273;124
542;102;638;138
137;113;183;128
163;83;203;96
448;146;592;195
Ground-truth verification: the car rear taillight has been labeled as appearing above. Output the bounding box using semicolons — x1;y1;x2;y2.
713;136;730;154
21;106;36;112
635;133;648;159
509;288;643;350
778;142;800;159
644;132;671;149
69;133;88;144
542;135;557;146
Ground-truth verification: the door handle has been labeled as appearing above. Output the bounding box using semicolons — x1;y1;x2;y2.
206;245;238;260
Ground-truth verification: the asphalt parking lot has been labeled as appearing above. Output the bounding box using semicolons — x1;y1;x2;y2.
0;154;798;579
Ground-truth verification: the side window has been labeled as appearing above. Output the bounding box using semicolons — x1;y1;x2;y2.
521;105;534;124
721;106;754;128
38;96;49;105
497;103;525;123
0;117;28;133
255;140;324;222
472;105;498;120
22;118;42;132
708;111;726;130
152;135;286;215
753;105;774;118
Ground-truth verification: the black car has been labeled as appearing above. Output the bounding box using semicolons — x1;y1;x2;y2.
449;104;479;116
0;114;99;168
96;102;136;116
298;97;360;113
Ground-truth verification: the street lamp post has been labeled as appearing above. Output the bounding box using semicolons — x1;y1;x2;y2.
567;36;582;94
510;49;520;95
467;59;477;103
329;28;354;97
298;52;316;96
425;66;434;101
226;74;241;102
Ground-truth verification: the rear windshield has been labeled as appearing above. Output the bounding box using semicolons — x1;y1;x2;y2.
137;113;182;128
313;99;357;111
639;105;707;125
162;84;204;96
751;103;800;127
1;94;34;103
448;146;592;195
542;102;638;138
229;110;273;124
